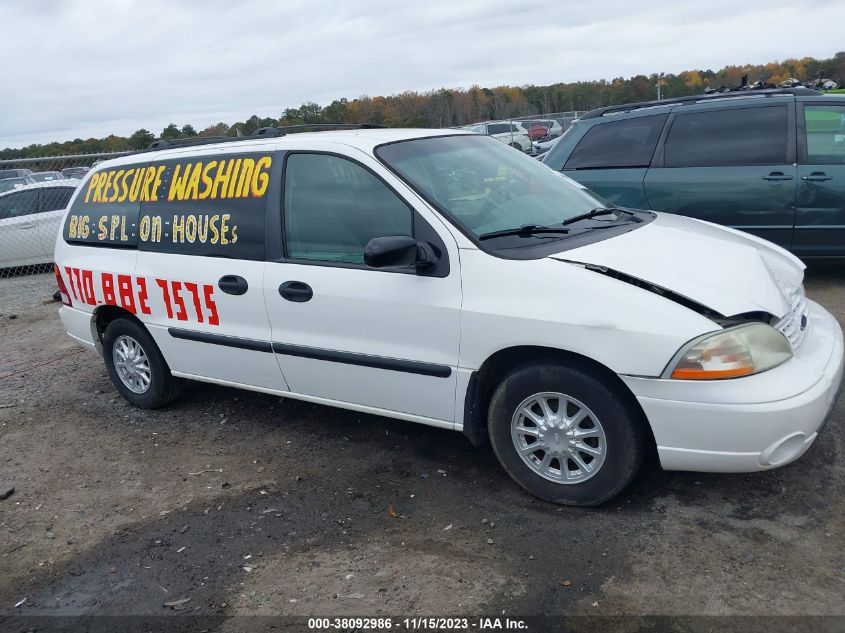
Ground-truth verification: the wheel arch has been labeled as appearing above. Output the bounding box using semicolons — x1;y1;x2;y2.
462;345;656;452
93;305;145;343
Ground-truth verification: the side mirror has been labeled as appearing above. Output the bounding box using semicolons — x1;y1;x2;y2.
364;235;437;271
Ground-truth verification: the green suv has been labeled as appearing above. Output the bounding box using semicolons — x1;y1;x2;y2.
542;88;845;259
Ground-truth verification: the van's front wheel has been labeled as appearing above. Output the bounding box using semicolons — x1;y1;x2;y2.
488;362;644;506
103;318;181;409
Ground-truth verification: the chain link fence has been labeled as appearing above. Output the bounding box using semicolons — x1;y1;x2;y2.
0;152;133;310
0;152;132;276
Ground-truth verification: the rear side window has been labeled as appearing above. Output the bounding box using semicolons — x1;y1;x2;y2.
564;115;667;169
487;123;519;135
0;190;39;220
664;106;788;167
63;153;273;260
284;153;413;265
137;154;272;260
41;187;75;212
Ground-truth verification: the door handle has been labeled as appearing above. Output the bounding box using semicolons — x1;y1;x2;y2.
801;172;833;182
279;281;313;303
218;275;249;295
762;172;793;181
19;222;37;229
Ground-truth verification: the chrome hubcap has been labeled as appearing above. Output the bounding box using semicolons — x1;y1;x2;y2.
112;335;151;394
511;392;607;484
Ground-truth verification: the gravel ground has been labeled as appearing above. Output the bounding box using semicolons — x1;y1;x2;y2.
0;266;843;630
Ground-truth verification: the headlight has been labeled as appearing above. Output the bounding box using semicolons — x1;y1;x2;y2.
667;323;792;380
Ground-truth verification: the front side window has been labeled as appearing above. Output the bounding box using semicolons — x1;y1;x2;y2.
0;189;38;220
284;153;413;264
564;115;667;170
804;105;845;164
664;106;788;167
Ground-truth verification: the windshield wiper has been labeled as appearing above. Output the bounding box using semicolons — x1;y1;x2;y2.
478;224;571;241
561;207;640;226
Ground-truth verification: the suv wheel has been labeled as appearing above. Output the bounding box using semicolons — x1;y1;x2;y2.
488;362;644;506
103;318;181;408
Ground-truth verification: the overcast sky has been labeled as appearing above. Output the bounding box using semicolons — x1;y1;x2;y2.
2;0;843;148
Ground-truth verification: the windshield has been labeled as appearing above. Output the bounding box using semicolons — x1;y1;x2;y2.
376;134;610;239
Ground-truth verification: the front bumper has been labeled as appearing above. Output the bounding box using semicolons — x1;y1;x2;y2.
622;300;844;472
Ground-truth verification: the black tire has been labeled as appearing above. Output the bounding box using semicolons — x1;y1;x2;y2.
488;362;645;506
102;318;182;409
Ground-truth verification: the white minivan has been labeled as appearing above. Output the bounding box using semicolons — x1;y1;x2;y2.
54;126;844;505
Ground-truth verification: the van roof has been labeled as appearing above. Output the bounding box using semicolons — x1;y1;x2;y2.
93;128;469;170
579;87;826;120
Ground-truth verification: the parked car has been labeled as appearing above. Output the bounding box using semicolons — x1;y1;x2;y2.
54;127;842;506
0;168;34;180
0;180;79;268
29;171;67;183
517;119;564;141
0;176;34;193
462;121;532;152
542;87;845;259
532;136;563;157
62;167;91;179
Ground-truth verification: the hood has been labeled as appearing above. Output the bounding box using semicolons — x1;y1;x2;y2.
551;212;805;319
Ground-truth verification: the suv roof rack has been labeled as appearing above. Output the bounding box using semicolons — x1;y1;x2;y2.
579;87;823;120
144;123;388;151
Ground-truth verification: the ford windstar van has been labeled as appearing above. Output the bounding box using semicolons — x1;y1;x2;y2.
54;125;843;505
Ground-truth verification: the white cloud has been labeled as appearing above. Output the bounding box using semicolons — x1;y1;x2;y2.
1;0;843;147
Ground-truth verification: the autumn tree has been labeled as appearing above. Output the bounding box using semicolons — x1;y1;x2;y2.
160;123;181;140
128;129;155;150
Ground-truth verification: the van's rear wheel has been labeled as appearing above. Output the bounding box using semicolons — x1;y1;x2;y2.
103;318;181;409
488;362;644;506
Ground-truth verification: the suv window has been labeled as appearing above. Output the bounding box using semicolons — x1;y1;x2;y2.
664;106;788;167
0;189;38;220
41;187;74;212
487;123;519;135
284;153;413;265
564;114;667;169
804;105;845;164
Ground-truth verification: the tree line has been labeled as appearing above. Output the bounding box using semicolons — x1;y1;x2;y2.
3;52;843;160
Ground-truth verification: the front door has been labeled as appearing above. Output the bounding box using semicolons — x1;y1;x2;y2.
263;150;462;425
562;113;668;209
794;102;845;258
644;103;797;249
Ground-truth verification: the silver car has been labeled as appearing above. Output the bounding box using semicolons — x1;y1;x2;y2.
0;180;80;268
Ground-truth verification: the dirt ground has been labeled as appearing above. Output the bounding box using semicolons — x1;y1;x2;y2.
1;267;844;628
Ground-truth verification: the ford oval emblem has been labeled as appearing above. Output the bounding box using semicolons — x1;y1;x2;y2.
800;314;808;331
